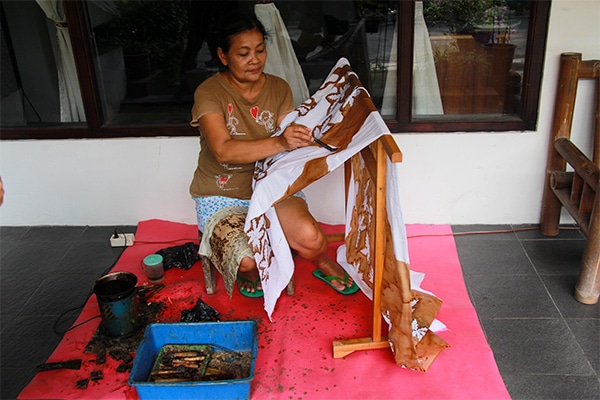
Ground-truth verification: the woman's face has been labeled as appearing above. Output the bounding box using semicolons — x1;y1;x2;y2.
218;28;266;83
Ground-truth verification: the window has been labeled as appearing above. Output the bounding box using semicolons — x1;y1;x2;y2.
0;0;550;140
390;0;551;132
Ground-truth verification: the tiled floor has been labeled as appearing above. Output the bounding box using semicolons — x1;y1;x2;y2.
1;224;598;399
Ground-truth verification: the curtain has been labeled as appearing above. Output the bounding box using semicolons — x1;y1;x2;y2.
255;3;310;106
382;1;443;116
36;0;85;122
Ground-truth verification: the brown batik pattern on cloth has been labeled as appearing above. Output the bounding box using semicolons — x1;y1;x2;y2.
345;154;449;372
200;206;253;297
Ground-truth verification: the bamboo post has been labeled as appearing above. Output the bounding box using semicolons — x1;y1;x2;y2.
540;53;582;236
575;187;600;304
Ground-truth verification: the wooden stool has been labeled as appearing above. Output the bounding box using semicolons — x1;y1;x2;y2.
199;231;294;295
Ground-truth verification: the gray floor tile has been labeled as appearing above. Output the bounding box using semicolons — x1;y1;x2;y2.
542;275;600;319
455;239;536;276
0;315;64;368
18;274;95;316
1;241;72;275
452;225;518;240
502;373;600;400
0;226;29;242
1;367;37;400
57;241;125;276
21;226;86;242
566;318;600;374
0;273;44;315
482;318;595;376
465;274;560;318
521;239;586;275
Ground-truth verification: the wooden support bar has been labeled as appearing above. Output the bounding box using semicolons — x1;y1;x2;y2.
577;58;600;79
554;137;600;189
550;171;574;190
326;233;345;243
332;337;389;359
380;134;403;163
579;184;595;216
551;188;591;234
361;146;378;182
570;174;584;206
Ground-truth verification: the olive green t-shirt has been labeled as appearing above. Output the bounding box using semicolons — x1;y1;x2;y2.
189;73;294;199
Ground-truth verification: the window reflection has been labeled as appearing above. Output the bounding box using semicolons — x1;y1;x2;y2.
89;0;398;126
1;0;84;126
417;0;531;118
0;0;545;133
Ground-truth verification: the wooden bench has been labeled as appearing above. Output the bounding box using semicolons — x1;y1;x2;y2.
540;52;600;305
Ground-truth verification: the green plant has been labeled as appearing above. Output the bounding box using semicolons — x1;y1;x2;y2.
94;0;187;67
423;0;515;35
423;0;488;34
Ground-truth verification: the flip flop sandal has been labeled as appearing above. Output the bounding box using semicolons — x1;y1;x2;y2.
312;270;359;295
237;275;264;298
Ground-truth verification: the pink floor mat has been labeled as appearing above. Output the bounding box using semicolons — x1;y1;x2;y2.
19;219;509;400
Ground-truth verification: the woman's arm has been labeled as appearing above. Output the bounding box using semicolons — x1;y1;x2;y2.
200;113;312;164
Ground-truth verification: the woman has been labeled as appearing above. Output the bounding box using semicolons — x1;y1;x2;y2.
190;11;357;297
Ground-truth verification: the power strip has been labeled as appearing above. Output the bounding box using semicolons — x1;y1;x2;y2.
110;233;135;247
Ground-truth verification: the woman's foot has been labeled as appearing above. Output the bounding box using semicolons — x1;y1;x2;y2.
237;269;262;294
313;256;355;292
238;256;262;295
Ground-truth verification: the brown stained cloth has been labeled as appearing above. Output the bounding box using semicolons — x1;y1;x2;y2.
346;155;449;371
199;206;253;297
242;58;447;371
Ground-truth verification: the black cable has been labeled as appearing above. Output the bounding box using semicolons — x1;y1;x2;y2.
407;225;581;238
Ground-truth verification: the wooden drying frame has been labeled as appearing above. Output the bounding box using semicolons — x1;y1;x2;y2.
326;134;403;358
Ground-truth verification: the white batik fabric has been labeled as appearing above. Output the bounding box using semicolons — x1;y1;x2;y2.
244;57;449;370
245;57;393;319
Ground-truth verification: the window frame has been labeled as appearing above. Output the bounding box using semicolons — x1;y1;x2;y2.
0;0;552;140
389;0;551;133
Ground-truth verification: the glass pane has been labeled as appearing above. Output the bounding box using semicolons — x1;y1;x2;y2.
413;0;531;119
1;0;85;126
274;0;397;110
89;0;398;126
90;0;191;125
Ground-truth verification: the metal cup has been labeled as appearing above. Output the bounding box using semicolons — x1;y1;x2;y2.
142;254;164;282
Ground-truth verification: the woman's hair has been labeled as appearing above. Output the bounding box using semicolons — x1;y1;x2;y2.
210;11;268;56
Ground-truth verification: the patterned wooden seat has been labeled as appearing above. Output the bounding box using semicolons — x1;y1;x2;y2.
540;52;600;304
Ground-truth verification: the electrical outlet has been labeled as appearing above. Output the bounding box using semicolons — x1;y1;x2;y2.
110;233;135;247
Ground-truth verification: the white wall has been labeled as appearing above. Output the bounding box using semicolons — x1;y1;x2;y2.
1;0;599;227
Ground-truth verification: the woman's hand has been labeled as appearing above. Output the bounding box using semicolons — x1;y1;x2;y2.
280;123;313;151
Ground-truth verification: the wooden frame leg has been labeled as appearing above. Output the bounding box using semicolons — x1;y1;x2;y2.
202;256;216;295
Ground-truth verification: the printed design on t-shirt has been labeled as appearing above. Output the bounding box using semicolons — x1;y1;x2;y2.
226;103;244;136
251;106;276;134
215;174;235;191
220;163;242;171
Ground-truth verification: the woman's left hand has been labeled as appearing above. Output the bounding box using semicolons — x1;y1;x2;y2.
282;123;313;150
